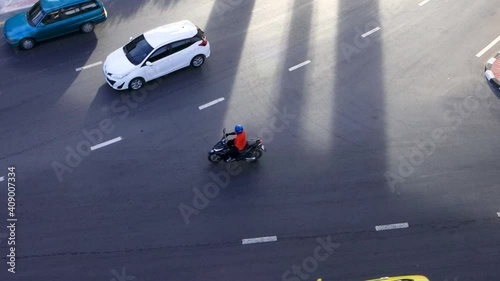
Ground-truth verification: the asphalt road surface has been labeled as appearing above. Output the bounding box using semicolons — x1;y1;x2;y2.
1;0;500;280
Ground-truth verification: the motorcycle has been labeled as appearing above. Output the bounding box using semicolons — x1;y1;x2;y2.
208;128;266;163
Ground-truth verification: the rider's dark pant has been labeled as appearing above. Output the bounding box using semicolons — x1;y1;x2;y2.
227;140;239;158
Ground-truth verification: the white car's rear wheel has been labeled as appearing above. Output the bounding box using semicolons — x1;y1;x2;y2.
191;55;205;68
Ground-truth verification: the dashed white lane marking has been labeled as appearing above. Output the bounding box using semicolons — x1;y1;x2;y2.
199;97;225;110
0;176;4;182
418;0;431;6
289;60;311;71
476;35;500;58
361;27;381;38
90;137;123;151
76;61;102;71
375;222;409;231
497;212;500;217
242;236;277;245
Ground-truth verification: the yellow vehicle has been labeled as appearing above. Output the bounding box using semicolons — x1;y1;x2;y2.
365;275;430;281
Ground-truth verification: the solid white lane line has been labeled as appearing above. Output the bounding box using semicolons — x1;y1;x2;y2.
418;0;431;6
90;137;123;151
76;61;103;71
375;222;409;231
289;60;311;71
361;27;381;38
242;236;277;245
476;35;500;58
0;176;4;182
199;97;225;110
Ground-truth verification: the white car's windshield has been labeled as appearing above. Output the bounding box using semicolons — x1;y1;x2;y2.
27;1;45;26
123;35;154;65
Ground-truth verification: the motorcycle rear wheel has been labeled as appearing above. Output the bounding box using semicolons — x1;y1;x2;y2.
252;149;263;159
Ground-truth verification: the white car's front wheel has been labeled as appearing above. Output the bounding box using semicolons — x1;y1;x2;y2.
129;77;145;90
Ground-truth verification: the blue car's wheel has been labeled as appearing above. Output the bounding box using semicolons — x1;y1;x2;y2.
20;38;35;50
81;22;94;33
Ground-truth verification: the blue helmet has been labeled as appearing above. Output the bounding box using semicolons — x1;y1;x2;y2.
235;124;244;134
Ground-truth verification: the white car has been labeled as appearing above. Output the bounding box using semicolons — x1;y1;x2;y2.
103;20;211;90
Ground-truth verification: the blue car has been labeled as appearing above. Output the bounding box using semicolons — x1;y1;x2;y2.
3;0;107;50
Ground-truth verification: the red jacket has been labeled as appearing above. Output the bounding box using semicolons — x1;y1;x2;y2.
234;131;246;150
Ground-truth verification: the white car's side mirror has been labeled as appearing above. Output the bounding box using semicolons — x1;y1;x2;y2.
145;61;153;66
129;37;133;42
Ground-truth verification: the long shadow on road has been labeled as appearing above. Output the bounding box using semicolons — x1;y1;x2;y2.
82;0;258;266
170;0;257;233
0;32;98;160
327;1;387;279
220;0;314;238
330;1;387;192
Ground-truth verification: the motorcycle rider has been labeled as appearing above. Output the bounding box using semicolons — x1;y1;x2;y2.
225;124;247;162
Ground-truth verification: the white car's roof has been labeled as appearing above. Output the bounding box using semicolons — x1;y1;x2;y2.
143;20;198;48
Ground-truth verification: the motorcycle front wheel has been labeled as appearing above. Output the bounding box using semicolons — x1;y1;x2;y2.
208;153;223;163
